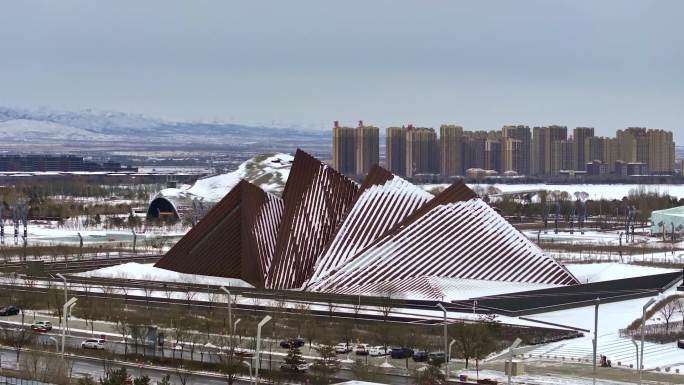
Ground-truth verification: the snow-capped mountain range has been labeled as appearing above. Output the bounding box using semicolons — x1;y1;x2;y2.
0;106;327;144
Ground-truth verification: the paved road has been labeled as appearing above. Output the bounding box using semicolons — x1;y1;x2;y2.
0;312;426;371
0;346;250;385
0;319;418;384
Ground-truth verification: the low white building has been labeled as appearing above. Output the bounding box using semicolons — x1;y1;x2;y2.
650;206;684;235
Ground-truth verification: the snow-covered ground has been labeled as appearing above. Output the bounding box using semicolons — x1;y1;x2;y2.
153;153;292;202
523;229;649;246
422;183;684;200
0;221;186;246
74;262;252;287
565;263;677;284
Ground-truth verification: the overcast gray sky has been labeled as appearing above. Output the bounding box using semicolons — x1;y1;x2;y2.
0;1;682;141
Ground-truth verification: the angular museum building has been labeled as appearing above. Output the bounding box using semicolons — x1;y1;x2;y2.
155;149;579;299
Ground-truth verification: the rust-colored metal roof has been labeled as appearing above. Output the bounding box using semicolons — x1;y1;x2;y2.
154;180;282;288
266;149;359;289
156;152;578;295
307;165;433;287
310;196;579;291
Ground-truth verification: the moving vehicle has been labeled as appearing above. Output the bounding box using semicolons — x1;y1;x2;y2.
428;352;446;365
413;350;429;362
334;342;352;354
31;321;52;332
81;338;105;350
390;347;414;359
280;361;309;372
355;343;370;355
369;346;389;356
0;306;19;316
280;337;305;349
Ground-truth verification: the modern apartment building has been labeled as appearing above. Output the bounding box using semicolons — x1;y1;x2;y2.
647;129;675;174
484;139;502;172
439;124;464;177
332;121;357;175
550;140;575;175
616;127;675;174
585;136;618;172
501;125;531;175
532;125;567;175
332;122;675;178
405;126;438;178
355;121;379;176
573;127;595;170
386;126;407;176
501;137;522;173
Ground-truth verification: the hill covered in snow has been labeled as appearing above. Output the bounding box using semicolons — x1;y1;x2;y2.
0;106;327;145
153;153;293;204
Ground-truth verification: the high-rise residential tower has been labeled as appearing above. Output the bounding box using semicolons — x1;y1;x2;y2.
532;125;567;175
646;129;675;174
502;125;531;175
573;127;595;170
550;140;575;175
501;137;522;173
386;126;407;176
332;121;356;175
585;136;618;172
355;121;379;176
406;126;438;178
439;124;464;177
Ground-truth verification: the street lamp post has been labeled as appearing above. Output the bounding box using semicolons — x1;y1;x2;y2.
56;273;68;332
631;339;639;373
592;298;600;385
640;297;657;384
448;339;456;379
436;303;448;379
506;338;522;385
244;359;253;384
255;315;272;385
61;297;77;359
48;337;59;353
220;287;233;348
233;318;241;346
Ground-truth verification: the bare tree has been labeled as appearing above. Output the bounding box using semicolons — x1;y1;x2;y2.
21;351;70;384
677;299;684;332
141;274;156;309
174;365;192;385
216;348;246;385
2;326;36;363
378;283;398;323
659;299;679;334
114;316;131;355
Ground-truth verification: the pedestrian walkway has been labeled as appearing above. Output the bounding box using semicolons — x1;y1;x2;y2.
524;332;683;372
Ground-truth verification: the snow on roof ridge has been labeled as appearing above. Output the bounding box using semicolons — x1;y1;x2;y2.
307;173;434;285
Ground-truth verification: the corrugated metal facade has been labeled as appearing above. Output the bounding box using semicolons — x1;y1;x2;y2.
306;165;433;286
154;180;282;288
156;148;578;294
266;149;359;289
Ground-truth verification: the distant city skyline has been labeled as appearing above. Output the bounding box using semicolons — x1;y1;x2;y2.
1;1;682;142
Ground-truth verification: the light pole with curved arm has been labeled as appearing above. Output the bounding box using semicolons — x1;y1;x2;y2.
255;315;272;385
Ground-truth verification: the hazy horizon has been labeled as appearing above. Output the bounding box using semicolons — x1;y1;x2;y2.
1;1;682;142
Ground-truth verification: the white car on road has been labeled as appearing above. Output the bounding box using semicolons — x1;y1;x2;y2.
369;346;389;356
81;338;105;350
335;343;352;354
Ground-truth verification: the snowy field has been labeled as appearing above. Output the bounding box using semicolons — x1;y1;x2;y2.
565;262;677;284
421;183;684;200
0;222;186;246
523;229;643;245
74;262;252;287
